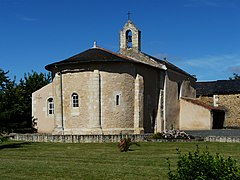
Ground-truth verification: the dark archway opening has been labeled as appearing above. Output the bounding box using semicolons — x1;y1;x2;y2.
212;110;225;129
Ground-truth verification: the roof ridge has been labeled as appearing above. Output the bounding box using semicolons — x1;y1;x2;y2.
92;46;136;62
181;97;223;111
45;46;167;71
96;46;168;70
142;52;196;79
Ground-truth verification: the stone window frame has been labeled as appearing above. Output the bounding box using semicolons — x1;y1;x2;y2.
47;98;54;115
114;91;122;106
71;92;80;117
126;29;133;49
213;94;219;107
71;93;79;108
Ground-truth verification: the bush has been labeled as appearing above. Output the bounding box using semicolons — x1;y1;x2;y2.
0;132;10;143
152;132;164;139
118;137;140;152
152;130;194;140
167;145;240;179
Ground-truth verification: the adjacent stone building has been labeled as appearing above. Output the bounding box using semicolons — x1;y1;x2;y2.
197;80;240;128
32;20;220;135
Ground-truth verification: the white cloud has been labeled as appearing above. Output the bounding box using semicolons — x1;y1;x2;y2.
154;53;240;81
178;53;240;81
184;54;240;68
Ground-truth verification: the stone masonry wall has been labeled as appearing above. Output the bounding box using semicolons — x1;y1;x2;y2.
49;62;139;135
197;94;240;127
165;69;196;130
100;66;135;133
32;83;54;134
61;71;98;134
197;96;213;106
43;61;167;135
136;65;165;133
218;94;240;127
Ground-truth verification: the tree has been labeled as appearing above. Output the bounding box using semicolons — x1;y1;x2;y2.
0;69;10;91
17;71;51;130
0;69;51;133
0;69;17;132
229;73;240;80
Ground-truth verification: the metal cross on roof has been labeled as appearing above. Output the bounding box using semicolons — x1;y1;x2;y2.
127;11;132;20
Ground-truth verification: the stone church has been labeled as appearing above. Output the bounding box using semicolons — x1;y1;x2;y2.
32;20;220;135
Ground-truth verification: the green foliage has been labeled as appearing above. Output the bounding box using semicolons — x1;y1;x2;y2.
0;69;51;133
118;137;140;152
167;145;240;180
229;73;240;80
0;133;10;143
152;132;164;139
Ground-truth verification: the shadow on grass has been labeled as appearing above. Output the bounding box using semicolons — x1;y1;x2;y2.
0;142;31;150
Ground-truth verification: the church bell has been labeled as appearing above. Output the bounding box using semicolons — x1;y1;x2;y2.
127;35;132;42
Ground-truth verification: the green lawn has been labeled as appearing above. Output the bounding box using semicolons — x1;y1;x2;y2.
0;141;240;180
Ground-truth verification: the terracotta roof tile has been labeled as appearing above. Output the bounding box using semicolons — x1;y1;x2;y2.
181;97;224;111
45;46;195;81
45;47;165;71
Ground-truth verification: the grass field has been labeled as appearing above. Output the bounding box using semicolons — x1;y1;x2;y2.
0;141;240;179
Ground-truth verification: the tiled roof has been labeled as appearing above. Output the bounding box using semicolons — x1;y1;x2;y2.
196;80;240;96
45;47;165;71
45;46;195;80
142;52;195;79
181;97;224;111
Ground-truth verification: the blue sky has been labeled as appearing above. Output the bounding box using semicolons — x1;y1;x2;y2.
1;0;240;82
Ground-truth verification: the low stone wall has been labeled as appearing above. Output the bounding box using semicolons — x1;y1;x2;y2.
12;134;199;143
185;129;240;137
205;136;240;143
11;134;240;143
12;134;149;143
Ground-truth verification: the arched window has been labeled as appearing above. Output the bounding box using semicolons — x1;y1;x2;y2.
72;93;79;107
126;30;132;48
48;98;54;115
116;94;120;105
